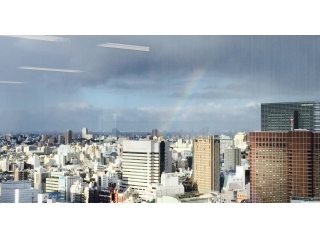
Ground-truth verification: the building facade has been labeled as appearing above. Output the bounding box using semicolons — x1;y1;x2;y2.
193;136;220;193
65;130;73;144
261;101;320;132
250;130;320;203
121;140;172;195
1;181;38;203
224;147;241;171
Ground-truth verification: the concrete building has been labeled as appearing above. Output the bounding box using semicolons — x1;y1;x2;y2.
221;166;247;203
224;147;241;171
141;172;185;203
250;130;320;203
14;169;28;181
233;132;247;150
45;172;80;202
0;158;9;172
193;136;220;193
27;154;40;169
121;140;172;195
101;172;119;190
34;167;50;193
219;134;234;155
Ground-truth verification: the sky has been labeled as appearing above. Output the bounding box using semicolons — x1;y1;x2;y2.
1;35;320;134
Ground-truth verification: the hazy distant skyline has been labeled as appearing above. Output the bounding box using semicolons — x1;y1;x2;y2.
1;35;320;133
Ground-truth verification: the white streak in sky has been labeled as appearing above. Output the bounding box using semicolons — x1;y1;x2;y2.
0;81;26;84
2;35;68;42
97;42;149;51
19;67;83;73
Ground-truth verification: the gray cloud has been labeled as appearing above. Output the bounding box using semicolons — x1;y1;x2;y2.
1;35;319;132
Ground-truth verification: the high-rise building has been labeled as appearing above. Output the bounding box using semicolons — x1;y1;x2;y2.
82;127;93;140
224;147;241;171
250;130;320;203
261;101;320;132
219;134;234;156
121;140;172;195
82;128;88;138
65;130;72;144
192;136;220;193
152;129;159;138
57;135;65;144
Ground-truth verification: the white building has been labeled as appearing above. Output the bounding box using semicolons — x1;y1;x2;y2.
70;180;89;203
233;132;247;150
219;134;234;155
141;172;185;202
34;167;50;193
1;181;38;203
221;166;247;203
241;158;250;170
27;154;40;168
0;158;9;172
121;140;172;195
101;172;119;190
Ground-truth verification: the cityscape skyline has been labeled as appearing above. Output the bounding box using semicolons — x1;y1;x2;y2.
2;36;320;133
1;2;316;239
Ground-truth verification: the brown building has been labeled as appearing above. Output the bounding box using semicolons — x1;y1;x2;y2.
250;130;320;203
65;130;72;144
14;168;28;181
193;136;220;193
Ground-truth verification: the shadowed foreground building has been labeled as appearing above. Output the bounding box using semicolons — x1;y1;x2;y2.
250;130;320;203
193;136;220;193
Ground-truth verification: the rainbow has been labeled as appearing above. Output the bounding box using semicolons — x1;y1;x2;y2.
161;67;208;133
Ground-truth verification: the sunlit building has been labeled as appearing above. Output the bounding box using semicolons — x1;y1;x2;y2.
193;136;220;193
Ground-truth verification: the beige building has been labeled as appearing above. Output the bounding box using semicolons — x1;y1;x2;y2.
233;132;247;149
193;136;220;193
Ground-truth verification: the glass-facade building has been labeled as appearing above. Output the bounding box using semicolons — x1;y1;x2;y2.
261;101;320;132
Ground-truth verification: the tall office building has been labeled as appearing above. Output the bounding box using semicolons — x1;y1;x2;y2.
152;129;159;138
193;136;220;193
65;130;72;144
57;135;65;144
121;140;172;195
261;101;320;132
250;130;320;203
82;128;88;138
224;147;241;171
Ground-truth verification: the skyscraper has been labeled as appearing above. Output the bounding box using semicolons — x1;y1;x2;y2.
152;129;159;138
65;130;72;144
249;130;320;203
224;147;241;171
261;101;320;132
193;136;220;193
82;127;88;138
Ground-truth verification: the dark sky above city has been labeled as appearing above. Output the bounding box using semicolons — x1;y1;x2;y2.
1;35;320;134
